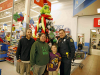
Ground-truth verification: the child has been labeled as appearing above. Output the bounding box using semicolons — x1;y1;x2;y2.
47;45;61;75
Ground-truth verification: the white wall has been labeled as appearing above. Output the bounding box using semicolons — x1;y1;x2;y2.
78;15;100;43
51;1;77;42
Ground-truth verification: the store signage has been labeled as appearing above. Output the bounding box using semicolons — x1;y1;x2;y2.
98;19;100;25
0;0;13;12
34;0;51;10
94;18;100;27
75;0;85;9
34;0;43;7
54;25;71;36
54;25;64;30
73;0;96;16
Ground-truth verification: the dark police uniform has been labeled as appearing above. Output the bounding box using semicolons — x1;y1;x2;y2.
58;35;75;75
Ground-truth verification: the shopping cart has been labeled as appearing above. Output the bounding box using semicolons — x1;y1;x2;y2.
71;51;86;69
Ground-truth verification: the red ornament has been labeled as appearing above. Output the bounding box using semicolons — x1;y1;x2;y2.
46;29;49;33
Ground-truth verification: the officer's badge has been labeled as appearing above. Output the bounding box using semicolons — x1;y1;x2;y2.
64;39;66;41
70;39;73;42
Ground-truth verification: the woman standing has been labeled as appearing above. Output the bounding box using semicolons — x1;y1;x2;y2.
30;33;50;75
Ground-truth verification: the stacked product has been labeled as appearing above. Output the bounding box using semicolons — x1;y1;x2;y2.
6;46;17;64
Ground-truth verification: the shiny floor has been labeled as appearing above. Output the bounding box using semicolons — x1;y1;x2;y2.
91;49;100;56
3;49;100;75
0;60;82;75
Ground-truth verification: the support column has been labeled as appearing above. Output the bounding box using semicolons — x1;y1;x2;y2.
23;0;31;35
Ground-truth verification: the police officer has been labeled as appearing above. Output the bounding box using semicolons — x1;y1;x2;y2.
58;29;75;75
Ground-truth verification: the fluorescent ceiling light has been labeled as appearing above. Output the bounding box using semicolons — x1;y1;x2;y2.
0;15;12;19
15;0;17;1
32;6;39;8
22;11;25;13
34;21;38;22
51;1;59;3
0;21;11;24
97;8;100;13
30;9;39;13
32;15;39;18
7;25;11;26
6;12;10;14
91;30;96;32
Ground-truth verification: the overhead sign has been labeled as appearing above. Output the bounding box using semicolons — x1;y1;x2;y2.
73;0;96;16
34;0;51;10
54;25;71;36
75;0;85;9
34;0;43;7
0;0;13;12
94;18;100;27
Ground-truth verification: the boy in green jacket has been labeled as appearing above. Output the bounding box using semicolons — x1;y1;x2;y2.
30;33;50;75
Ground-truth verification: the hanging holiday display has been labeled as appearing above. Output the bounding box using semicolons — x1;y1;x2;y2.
34;0;57;45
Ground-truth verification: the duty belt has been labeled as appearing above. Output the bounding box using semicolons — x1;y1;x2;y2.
61;52;71;59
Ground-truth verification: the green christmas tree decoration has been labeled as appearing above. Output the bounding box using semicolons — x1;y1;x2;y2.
13;12;20;22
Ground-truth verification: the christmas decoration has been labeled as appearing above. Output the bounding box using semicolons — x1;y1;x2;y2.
13;12;20;22
19;12;23;17
13;12;24;22
34;0;57;45
30;18;34;25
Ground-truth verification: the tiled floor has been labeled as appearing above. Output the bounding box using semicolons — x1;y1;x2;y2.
0;61;19;75
0;59;82;75
71;55;100;75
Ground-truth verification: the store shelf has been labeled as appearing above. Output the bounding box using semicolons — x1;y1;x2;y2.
6;45;17;65
6;59;14;64
0;60;5;61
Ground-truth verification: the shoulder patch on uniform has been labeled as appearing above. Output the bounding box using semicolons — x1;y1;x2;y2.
70;39;73;42
67;37;69;39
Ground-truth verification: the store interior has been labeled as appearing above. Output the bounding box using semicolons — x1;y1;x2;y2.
0;0;100;75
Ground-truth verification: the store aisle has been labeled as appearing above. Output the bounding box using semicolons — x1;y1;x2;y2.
0;61;19;75
71;55;100;75
0;59;83;75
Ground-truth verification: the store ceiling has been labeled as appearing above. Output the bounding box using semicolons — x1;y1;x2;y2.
0;0;58;27
76;0;100;16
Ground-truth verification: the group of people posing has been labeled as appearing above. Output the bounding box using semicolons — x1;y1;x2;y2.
16;29;75;75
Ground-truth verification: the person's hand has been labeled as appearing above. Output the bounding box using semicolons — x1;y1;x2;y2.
56;68;59;72
17;59;21;62
47;67;49;71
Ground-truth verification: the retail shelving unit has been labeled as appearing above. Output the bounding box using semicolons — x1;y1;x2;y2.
0;44;9;61
6;45;17;64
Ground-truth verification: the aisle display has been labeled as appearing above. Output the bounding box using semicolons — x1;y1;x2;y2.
6;45;17;64
0;43;9;61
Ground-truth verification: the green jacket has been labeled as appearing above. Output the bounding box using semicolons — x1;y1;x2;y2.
30;39;50;66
